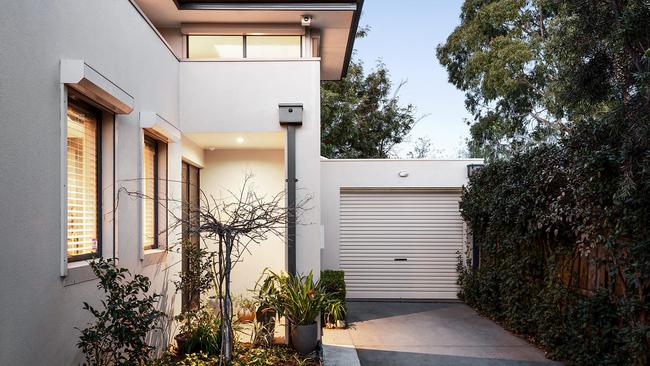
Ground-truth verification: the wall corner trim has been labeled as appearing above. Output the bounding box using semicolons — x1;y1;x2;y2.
139;112;181;142
60;59;134;114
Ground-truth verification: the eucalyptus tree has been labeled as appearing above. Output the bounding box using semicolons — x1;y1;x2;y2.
437;0;650;158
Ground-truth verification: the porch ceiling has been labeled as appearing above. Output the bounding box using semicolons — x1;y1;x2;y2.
185;131;285;150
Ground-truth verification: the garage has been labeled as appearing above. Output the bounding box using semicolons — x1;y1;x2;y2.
320;159;481;300
338;188;464;300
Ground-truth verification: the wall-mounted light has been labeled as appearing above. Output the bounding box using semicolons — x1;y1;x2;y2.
301;15;312;27
236;137;244;144
208;146;216;151
467;164;484;178
398;170;409;178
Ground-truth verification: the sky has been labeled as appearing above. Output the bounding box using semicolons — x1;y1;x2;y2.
352;0;471;158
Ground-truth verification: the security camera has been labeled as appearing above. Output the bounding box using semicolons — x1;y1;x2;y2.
301;15;312;27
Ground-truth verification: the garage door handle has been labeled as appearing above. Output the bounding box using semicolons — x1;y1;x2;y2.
394;258;408;261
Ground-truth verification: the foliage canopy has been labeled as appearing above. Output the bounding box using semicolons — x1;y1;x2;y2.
447;1;650;364
320;59;418;158
437;0;650;157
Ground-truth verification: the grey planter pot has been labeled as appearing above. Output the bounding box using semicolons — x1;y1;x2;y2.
290;322;318;356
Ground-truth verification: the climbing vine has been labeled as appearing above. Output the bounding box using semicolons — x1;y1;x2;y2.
459;117;650;365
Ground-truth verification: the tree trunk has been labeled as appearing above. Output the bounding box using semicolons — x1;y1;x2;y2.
221;233;234;362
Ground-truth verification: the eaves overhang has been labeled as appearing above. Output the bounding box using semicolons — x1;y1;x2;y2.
174;0;358;11
135;0;363;80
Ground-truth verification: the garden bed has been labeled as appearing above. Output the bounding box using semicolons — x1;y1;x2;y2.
152;344;321;366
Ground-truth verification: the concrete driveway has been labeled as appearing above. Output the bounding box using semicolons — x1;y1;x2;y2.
325;301;562;366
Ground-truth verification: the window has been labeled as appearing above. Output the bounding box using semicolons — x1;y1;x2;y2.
187;35;301;59
181;161;201;311
188;35;244;58
66;98;101;261
246;36;301;58
143;135;168;251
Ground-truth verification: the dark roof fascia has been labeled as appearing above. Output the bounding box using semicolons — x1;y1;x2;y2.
341;0;362;79
173;0;357;11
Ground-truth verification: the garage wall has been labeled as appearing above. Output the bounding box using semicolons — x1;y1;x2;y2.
320;159;483;271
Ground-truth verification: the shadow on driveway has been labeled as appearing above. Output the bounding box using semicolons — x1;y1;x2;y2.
346;301;562;366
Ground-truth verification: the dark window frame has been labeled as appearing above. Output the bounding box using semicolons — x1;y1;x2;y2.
66;95;103;262
181;161;201;311
143;134;161;251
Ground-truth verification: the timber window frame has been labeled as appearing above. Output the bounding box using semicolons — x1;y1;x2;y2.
141;132;169;256
65;96;103;262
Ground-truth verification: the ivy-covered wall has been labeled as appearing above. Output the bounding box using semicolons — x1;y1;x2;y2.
459;119;650;365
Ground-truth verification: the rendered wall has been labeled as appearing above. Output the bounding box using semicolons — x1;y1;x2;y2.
200;149;286;297
0;3;324;364
320;159;484;271
182;135;206;168
180;60;322;278
0;1;181;365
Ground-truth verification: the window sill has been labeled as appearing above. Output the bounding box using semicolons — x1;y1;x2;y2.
63;260;97;287
142;248;167;267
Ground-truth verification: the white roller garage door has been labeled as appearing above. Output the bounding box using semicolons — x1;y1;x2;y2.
339;188;464;300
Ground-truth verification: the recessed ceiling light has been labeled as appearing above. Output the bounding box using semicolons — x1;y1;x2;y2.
236;137;245;144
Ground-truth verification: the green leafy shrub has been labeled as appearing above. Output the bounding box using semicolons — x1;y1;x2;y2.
320;270;346;303
320;270;347;324
175;308;222;357
460;124;650;365
77;258;166;366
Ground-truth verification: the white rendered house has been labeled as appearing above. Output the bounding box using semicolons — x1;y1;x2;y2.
0;1;480;364
0;1;361;364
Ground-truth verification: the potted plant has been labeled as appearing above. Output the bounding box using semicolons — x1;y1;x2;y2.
174;308;222;357
236;296;256;323
273;271;325;356
252;270;280;346
325;299;347;329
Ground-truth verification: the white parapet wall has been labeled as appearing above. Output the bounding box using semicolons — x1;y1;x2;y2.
320;158;484;272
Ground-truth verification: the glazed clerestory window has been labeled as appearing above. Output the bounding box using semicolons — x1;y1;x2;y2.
187;35;301;59
66;98;101;261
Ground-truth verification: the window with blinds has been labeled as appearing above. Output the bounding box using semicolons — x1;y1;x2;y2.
143;136;159;250
67;100;101;261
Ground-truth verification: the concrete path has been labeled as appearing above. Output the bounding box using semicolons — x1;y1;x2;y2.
341;301;562;366
322;325;361;366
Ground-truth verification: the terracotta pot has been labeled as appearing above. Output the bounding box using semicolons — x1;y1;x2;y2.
238;309;255;323
290;322;318;356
